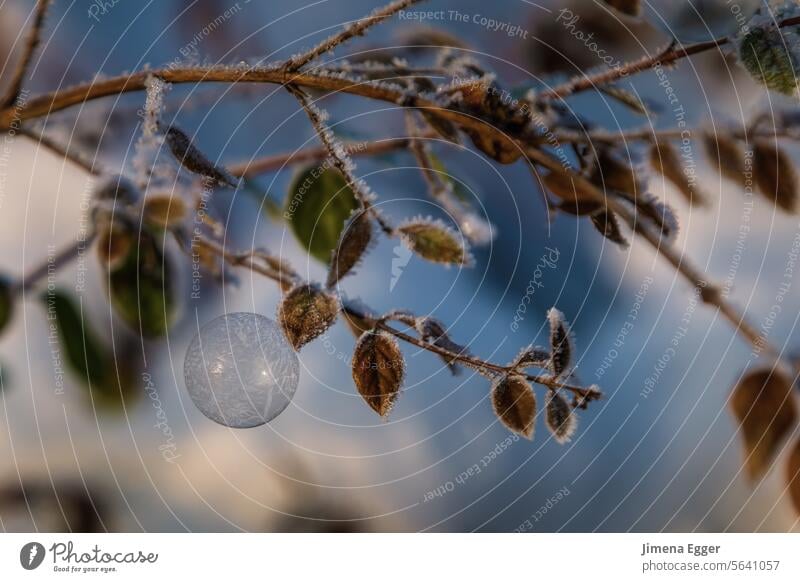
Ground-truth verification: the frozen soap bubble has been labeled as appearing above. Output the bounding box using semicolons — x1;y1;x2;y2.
184;313;300;428
647;0;760;42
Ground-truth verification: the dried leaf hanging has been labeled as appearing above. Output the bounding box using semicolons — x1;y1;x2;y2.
326;209;374;288
352;330;405;417
649;140;707;206
752;140;798;213
730;369;797;481
545;390;577;444
164;125;237;187
511;345;551;370
278;283;340;350
491;374;537;439
548;308;573;379
590;209;629;248
589;148;641;198
702;132;746;189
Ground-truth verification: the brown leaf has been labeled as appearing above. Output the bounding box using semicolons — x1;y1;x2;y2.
164;125;237;187
730;369;797;481
702;132;746;188
464;126;521;164
650;140;707;206
753;140;798;213
590;209;629;247
548;308;573;379
352;331;405;417
543;171;599;206
545;391;577;444
491;374;537;439
278;284;339;350
326;210;373;288
787;438;800;514
511;345;551;370
602;0;641;17
589;148;640;198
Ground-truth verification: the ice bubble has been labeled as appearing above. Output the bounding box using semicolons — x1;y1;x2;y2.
184;313;300;428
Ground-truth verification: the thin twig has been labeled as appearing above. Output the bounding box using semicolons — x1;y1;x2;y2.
525;146;783;363
18;126;101;175
229;133;433;178
541;14;800;101
15;231;97;295
1;0;51;109
282;0;426;72
372;319;601;401
287;83;395;234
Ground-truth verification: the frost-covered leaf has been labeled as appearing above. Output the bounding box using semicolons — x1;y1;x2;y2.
511;344;550;370
738;26;798;96
545;390;577;444
164;125;237;187
352;330;405;417
730;369;797;481
753;140;798;213
590;209;629;247
638;194;680;244
286;166;360;263
548;308;573;379
491;374;536;439
278;283;339;350
398;217;472;266
326;209;373;288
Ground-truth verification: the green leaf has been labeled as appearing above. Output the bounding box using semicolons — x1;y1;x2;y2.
40;289;130;408
285;166;359;263
107;231;176;337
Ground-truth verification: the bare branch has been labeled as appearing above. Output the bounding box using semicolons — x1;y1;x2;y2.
541;14;800;101
1;0;51;109
282;0;427;72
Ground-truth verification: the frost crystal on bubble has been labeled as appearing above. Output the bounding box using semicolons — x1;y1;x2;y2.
183;313;300;428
